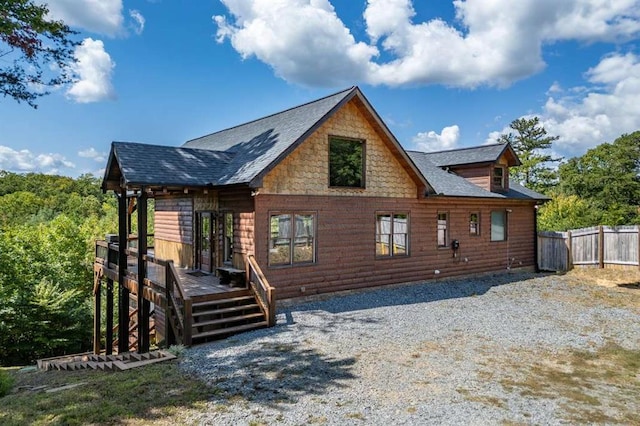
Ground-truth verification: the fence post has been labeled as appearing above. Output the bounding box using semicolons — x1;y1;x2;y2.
566;230;573;271
598;225;604;269
637;226;640;271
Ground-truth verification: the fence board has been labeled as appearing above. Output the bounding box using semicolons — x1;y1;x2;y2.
537;231;568;271
538;225;639;271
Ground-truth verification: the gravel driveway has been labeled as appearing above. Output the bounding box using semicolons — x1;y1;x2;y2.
180;271;640;425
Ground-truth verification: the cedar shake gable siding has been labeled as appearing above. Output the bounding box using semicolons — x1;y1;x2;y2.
261;98;418;198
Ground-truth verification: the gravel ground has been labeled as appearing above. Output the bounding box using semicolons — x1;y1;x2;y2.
179;271;640;425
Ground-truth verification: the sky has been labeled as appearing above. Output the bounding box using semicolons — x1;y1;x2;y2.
1;0;640;177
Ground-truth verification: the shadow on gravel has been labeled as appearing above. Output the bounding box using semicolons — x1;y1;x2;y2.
182;340;356;407
284;271;547;315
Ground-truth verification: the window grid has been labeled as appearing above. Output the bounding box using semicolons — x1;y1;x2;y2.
376;212;409;257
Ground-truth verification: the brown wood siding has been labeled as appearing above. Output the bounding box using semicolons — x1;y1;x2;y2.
451;166;491;191
154;196;193;244
219;188;255;269
255;194;536;299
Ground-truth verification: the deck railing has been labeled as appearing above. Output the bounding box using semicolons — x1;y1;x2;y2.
94;240;191;347
246;254;276;326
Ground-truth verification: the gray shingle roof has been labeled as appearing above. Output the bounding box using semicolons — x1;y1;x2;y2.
110;142;233;187
182;87;356;186
106;87;357;189
420;143;518;167
407;150;548;200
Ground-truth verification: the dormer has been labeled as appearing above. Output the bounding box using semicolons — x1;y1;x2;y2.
413;143;521;194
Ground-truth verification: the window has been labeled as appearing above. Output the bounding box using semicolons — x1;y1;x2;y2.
491;210;507;241
469;212;480;236
493;166;505;189
437;212;448;248
269;212;316;266
376;213;409;257
329;137;364;188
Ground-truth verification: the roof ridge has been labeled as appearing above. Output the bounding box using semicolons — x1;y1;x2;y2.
408;143;505;155
113;140;230;154
184;86;356;145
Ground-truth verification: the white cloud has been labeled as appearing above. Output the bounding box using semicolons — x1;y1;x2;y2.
129;9;145;35
483;52;640;158
539;52;640;156
42;0;124;37
78;147;107;162
214;0;377;86
0;146;75;173
214;0;640;88
66;38;116;103
413;125;460;152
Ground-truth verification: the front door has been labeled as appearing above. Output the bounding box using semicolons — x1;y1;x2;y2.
196;211;215;273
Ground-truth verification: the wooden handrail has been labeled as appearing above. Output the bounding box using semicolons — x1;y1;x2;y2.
95;240;193;348
246;254;276;326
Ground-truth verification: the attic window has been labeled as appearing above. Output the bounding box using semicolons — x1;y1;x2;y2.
493;166;505;189
329;137;365;188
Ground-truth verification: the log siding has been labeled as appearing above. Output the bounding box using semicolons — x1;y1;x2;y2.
255;194;536;299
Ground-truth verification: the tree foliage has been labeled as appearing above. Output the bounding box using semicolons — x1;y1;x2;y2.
0;0;79;108
0;171;116;366
498;117;560;193
558;131;640;225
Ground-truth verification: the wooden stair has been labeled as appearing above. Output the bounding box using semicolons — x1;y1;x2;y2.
37;350;176;372
190;290;268;344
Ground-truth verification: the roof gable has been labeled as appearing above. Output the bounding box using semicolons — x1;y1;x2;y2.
103;86;429;192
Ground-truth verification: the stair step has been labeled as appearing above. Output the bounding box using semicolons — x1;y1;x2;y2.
192;295;255;309
193;312;265;328
192;303;260;317
192;321;268;340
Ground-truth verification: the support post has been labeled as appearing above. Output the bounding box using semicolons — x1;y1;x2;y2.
106;278;114;355
137;190;150;353
93;275;101;354
164;261;176;347
118;190;130;353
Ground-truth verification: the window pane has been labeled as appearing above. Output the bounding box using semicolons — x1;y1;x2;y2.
470;213;479;235
393;214;408;255
376;214;391;256
294;214;314;263
493;167;504;188
437;213;448;247
329;138;364;187
393;234;407;255
491;211;506;241
269;214;291;265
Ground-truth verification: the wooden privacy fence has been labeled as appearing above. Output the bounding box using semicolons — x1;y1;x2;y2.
538;225;640;272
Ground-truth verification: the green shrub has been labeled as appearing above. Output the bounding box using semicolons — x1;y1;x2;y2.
0;369;13;397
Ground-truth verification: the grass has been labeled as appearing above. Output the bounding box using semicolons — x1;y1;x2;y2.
499;342;640;424
0;361;214;426
0;368;14;397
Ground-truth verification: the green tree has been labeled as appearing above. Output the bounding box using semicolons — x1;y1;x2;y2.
1;0;79;108
558;131;640;226
498;117;561;193
537;194;597;231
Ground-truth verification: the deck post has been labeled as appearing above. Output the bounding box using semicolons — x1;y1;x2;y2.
137;190;151;353
164;261;176;347
106;278;114;355
93;274;101;354
117;190;130;353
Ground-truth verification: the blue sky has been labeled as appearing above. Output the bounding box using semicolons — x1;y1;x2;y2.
1;0;639;177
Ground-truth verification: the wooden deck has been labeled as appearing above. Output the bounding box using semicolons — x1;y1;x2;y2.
95;244;248;302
